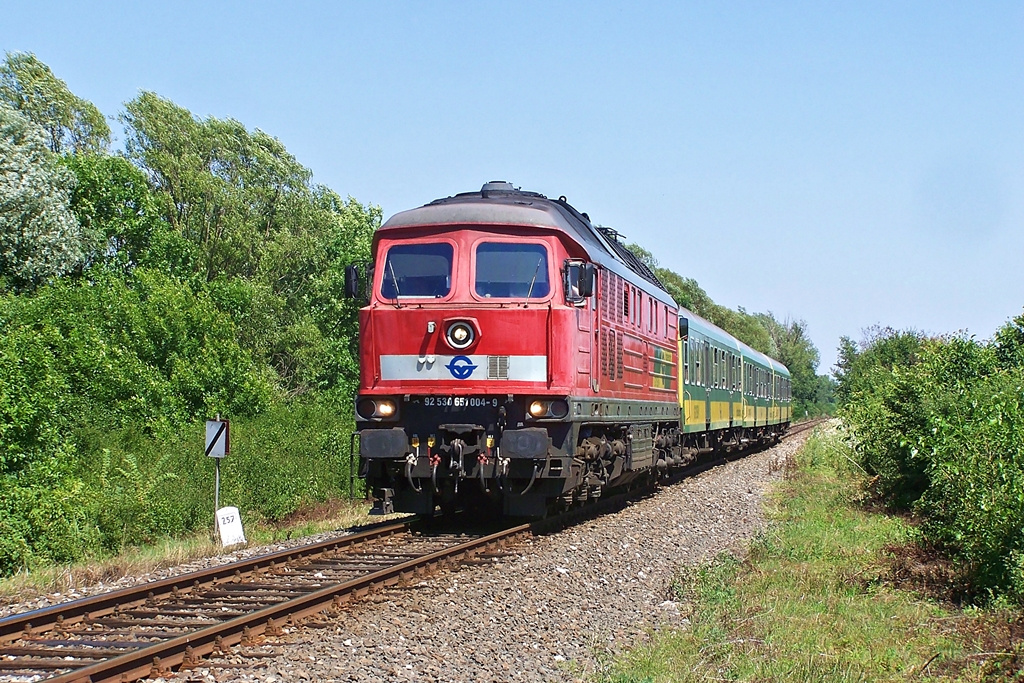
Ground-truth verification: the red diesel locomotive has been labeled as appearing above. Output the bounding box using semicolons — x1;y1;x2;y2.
346;182;685;517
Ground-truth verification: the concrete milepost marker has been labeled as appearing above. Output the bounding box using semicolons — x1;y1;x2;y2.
216;506;246;546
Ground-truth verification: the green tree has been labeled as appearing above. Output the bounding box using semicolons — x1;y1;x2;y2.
992;309;1024;370
60;153;197;277
833;327;924;406
0;57;379;574
0;102;85;290
757;313;828;415
0;52;110;154
708;305;773;355
120;91;378;393
120;92;312;281
625;242;717;317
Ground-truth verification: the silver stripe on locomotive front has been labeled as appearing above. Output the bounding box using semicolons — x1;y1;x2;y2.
378;355;547;382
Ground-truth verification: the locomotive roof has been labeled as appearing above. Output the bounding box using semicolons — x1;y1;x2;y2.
380;182;673;306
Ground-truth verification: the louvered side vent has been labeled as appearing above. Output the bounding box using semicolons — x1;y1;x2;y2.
616;331;624;380
616;276;624;323
488;355;510;379
601;270;611;320
601;328;610;377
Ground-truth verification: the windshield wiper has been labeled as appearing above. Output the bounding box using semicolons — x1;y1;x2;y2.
387;259;402;307
525;256;543;302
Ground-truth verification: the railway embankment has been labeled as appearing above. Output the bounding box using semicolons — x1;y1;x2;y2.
11;421;1014;682
126;425;808;682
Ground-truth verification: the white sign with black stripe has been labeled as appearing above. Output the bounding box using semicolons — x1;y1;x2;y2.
205;419;230;458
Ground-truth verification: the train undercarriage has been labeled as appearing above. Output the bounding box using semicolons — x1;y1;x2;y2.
359;396;788;518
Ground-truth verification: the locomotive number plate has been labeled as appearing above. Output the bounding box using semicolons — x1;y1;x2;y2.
421;396;500;409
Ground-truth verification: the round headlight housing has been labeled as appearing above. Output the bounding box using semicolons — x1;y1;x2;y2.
446;321;476;350
527;399;569;420
356;397;398;421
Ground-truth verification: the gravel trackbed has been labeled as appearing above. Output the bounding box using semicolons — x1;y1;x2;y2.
152;432;807;683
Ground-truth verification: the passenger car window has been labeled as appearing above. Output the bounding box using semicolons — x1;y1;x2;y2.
380;243;453;299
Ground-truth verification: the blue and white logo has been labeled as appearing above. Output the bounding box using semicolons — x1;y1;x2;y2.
445;355;478;380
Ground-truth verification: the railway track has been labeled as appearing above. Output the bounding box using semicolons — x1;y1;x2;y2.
0;419;826;683
0;520;530;683
785;416;829;438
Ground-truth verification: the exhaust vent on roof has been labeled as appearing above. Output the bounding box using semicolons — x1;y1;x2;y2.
481;181;515;194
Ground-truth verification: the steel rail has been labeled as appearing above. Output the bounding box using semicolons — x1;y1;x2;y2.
785;417;829;438
40;523;531;683
0;518;413;645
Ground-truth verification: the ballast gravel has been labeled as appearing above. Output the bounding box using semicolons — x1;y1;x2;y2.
158;431;810;682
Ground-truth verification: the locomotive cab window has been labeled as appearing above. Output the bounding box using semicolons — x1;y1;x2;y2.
475;243;550;298
380;243;453;299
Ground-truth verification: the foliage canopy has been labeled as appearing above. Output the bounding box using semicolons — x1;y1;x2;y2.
0;101;85;291
0;51;110;154
0;53;378;574
837;314;1024;602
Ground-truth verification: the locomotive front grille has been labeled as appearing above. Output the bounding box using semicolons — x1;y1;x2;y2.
488;355;510;379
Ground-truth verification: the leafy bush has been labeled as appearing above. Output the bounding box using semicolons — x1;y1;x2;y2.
839;336;930;508
0;270;275;445
0;395;359;570
838;316;1024;601
0;312;70;474
220;397;358;522
917;368;1024;598
0;458;102;572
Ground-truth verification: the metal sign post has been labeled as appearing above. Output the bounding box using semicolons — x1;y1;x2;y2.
205;416;246;547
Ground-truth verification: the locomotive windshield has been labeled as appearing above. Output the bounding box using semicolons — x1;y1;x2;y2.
380;243;453;299
474;242;550;298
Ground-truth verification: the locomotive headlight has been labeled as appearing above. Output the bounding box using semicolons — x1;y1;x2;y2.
527;399;570;419
356;397;398;421
549;400;569;419
446;321;475;349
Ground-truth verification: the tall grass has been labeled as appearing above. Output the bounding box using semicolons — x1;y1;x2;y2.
603;426;974;682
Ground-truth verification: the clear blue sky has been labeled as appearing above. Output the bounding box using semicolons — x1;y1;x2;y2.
4;1;1022;373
